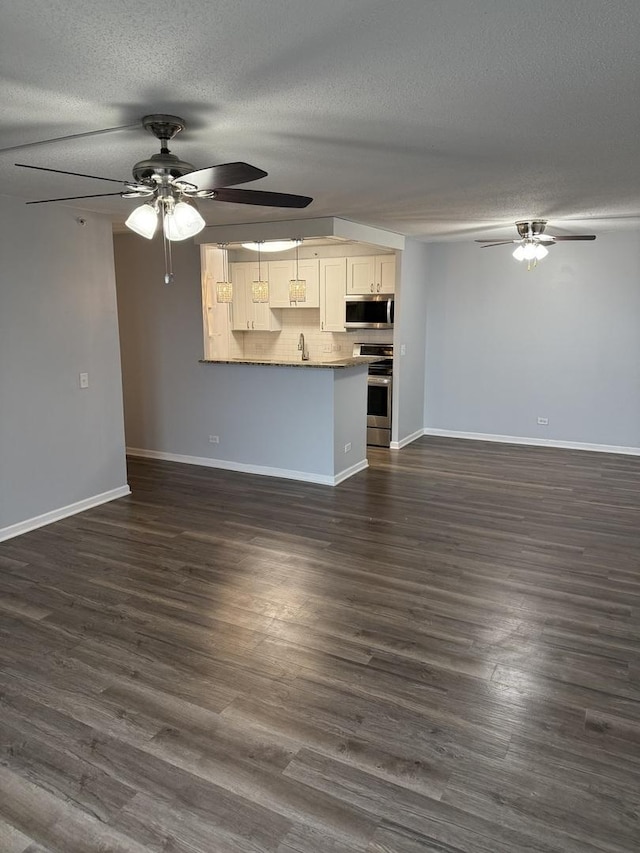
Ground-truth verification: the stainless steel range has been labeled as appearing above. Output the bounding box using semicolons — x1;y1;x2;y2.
353;343;393;447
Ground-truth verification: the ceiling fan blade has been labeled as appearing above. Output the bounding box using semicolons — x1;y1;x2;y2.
0;124;138;155
15;163;128;184
211;187;313;208
548;235;596;241
26;192;125;205
177;162;268;190
476;240;516;247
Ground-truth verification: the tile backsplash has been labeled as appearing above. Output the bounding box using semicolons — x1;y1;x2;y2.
233;308;392;361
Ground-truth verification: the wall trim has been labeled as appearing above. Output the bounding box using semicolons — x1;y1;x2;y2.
0;485;131;543
390;428;424;450
422;428;640;456
334;458;369;485
127;447;369;487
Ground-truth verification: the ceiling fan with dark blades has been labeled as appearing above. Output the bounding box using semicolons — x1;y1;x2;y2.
475;220;596;268
16;113;313;212
15;114;313;283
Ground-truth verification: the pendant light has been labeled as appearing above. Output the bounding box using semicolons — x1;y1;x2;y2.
251;242;270;303
215;243;233;303
288;238;306;304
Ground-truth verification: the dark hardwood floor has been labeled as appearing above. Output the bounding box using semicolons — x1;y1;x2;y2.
1;436;640;852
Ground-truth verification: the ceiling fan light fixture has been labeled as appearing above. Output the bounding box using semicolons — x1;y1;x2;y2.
242;240;302;253
163;200;206;241
512;245;526;262
534;243;549;260
522;241;538;261
125;203;158;239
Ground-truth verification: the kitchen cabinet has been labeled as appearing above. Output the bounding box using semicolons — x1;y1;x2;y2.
319;257;346;332
346;254;396;294
230;262;282;332
268;259;320;308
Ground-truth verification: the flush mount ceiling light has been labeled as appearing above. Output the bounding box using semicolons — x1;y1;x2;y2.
242;239;302;253
17;113;312;284
476;220;596;270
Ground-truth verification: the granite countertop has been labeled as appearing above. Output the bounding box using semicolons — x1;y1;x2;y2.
199;356;380;369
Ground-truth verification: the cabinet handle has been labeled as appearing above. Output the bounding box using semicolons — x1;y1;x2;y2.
252;320;255;329
377;283;381;292
321;321;324;330
246;321;250;329
370;283;374;292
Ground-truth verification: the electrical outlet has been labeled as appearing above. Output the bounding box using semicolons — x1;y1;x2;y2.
537;417;549;425
323;344;332;353
209;435;220;444
79;372;89;388
332;343;342;352
344;442;352;453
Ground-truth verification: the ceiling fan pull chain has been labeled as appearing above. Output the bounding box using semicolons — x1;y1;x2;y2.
160;204;174;284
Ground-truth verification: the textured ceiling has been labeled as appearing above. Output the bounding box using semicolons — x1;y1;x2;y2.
1;0;639;241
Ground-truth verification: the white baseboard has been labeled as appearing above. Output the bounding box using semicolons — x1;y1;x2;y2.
390;428;424;450
422;428;640;456
334;458;369;484
127;447;368;487
0;485;131;543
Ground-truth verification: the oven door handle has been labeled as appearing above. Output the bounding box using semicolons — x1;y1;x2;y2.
386;298;392;325
367;376;392;386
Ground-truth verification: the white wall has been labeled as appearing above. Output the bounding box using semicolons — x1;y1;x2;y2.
424;231;640;448
114;234;368;483
393;238;429;446
0;197;128;539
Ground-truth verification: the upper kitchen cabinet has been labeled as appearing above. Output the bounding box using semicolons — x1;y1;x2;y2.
346;254;396;294
268;259;320;308
230;262;282;332
319;257;346;332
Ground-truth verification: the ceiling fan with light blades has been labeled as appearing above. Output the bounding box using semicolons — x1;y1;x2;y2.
15;114;313;282
476;220;596;269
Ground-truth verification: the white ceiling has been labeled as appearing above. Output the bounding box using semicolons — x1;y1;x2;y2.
2;0;639;242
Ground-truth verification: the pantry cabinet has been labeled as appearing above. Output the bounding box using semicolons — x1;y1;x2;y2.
268;259;320;308
319;257;347;332
346;254;396;294
230;263;282;332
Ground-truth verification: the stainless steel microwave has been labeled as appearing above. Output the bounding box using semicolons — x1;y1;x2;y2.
344;294;394;329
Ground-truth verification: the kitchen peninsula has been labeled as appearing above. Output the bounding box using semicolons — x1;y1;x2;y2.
191;218;407;485
198;356;372;485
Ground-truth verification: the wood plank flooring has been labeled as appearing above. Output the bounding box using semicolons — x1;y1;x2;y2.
1;436;640;852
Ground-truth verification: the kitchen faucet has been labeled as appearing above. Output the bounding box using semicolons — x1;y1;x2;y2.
298;333;310;361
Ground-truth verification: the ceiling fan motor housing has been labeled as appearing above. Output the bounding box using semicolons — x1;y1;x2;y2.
132;152;196;183
132;114;194;183
516;220;547;239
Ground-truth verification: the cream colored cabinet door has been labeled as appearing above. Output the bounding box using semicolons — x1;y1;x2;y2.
268;259;320;307
252;297;282;331
267;260;295;307
376;254;396;293
346;255;396;294
230;263;252;330
231;262;281;331
346;256;376;294
319;257;346;332
293;258;320;307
